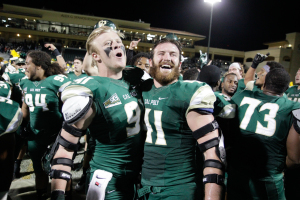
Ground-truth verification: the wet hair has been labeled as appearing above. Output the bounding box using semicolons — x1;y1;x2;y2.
150;38;182;62
183;68;199;80
264;68;290;94
27;51;65;77
74;57;83;63
224;72;237;81
266;61;284;71
86;26;124;55
130;52;150;66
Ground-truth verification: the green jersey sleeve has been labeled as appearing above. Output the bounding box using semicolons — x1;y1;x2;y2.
0;97;23;136
0;81;11;98
48;74;71;93
235;78;246;93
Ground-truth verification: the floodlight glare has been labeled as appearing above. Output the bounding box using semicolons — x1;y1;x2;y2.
204;0;221;4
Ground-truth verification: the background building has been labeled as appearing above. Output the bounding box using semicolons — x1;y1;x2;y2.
1;4;299;78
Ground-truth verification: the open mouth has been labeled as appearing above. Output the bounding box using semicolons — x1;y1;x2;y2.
116;52;122;58
161;65;171;69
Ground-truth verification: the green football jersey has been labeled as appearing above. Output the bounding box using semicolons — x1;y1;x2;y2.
2;68;26;85
2;68;26;106
0;80;11;98
235;78;260;93
231;90;300;178
235;78;246;93
20;74;70;135
61;68;147;177
0;96;23;136
178;74;183;80
285;85;300;102
213;92;236;119
141;80;216;187
67;71;87;81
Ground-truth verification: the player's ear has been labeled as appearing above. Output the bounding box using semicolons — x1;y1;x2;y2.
92;52;101;62
149;59;153;68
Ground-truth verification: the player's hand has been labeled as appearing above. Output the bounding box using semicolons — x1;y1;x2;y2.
44;43;56;51
251;53;269;69
199;50;208;69
129;39;141;50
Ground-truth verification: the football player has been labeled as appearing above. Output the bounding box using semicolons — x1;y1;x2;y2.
0;96;23;200
67;57;87;81
237;53;284;93
21;51;70;199
5;57;18;73
138;38;225;200
285;68;300;102
130;52;151;73
14;57;26;70
213;73;237;143
1;64;25;179
50;26;149;200
283;68;300;199
227;68;300;199
2;58;26;106
0;77;12;99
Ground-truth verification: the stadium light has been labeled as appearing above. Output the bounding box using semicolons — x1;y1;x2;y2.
204;0;221;4
204;0;221;58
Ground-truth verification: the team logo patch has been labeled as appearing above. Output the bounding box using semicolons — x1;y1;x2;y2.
95;182;100;186
104;93;122;108
33;81;41;87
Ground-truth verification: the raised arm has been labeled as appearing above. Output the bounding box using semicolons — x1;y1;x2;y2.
244;53;269;86
44;44;66;71
126;39;141;65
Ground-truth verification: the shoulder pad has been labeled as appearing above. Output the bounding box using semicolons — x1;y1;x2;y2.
293;109;300;121
62;96;93;124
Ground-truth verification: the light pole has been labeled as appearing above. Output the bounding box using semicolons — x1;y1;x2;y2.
204;0;221;59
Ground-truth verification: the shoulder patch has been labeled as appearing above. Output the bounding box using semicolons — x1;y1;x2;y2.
104;93;122;108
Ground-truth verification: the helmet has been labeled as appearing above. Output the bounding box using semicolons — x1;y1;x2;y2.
15;58;25;65
165;33;178;41
94;19;116;30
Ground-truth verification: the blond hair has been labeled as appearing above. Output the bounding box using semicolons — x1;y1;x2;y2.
86;26;124;55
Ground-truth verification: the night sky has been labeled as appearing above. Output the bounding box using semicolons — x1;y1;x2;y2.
2;0;300;51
